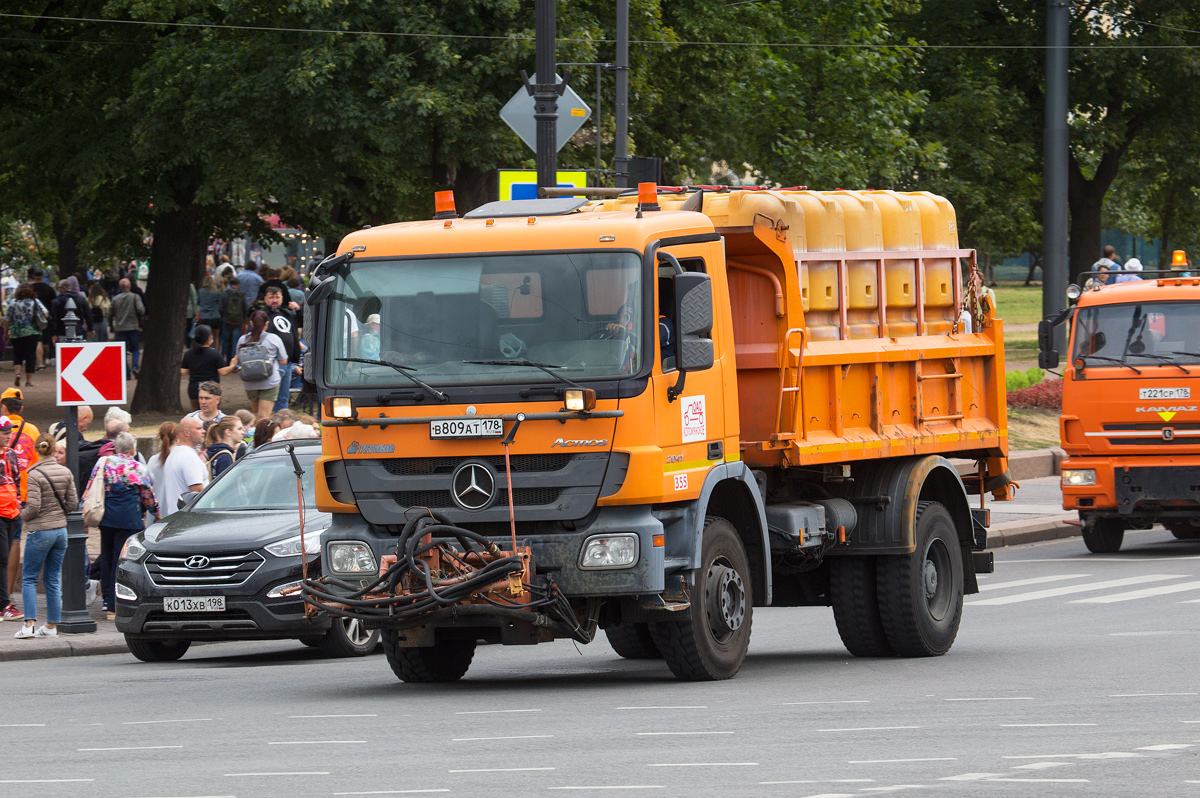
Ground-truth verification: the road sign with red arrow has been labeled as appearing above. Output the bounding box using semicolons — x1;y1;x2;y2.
56;343;127;406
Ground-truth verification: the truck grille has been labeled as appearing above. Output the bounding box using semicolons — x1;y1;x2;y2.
145;551;264;588
1094;423;1200;446
393;487;563;508
383;454;572;476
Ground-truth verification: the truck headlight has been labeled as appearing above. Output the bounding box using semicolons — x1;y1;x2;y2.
1062;469;1096;486
265;533;323;558
330;396;356;419
120;536;147;562
579;534;639;569
329;542;377;574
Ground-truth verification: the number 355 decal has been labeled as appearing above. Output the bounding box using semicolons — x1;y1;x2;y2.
674;474;689;491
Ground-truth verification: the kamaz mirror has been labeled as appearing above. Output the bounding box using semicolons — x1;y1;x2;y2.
1037;318;1059;370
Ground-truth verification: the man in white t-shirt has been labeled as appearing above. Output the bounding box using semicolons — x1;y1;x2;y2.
160;417;208;515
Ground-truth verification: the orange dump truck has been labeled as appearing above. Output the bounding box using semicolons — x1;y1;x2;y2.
302;184;1009;682
1040;269;1200;553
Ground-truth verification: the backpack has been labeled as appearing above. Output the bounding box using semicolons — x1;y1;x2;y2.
32;300;48;331
237;338;274;381
223;289;245;325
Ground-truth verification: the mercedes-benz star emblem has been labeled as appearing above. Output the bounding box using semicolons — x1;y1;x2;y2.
184;555;210;570
452;462;496;511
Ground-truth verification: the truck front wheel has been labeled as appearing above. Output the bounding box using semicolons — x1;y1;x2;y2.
650;517;752;681
605;622;662;659
382;630;476;682
1083;518;1124;553
876;501;963;657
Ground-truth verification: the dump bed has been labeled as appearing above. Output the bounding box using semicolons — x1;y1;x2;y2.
595;188;1008;470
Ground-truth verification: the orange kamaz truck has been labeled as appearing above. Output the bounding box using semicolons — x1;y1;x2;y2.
1040;267;1200;553
301;184;1009;682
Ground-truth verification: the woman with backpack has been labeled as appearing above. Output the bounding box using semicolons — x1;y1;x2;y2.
88;283;111;342
203;416;245;480
14;435;78;639
219;276;248;360
3;283;49;388
225;309;287;422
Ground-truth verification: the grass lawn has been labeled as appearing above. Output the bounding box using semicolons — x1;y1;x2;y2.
991;281;1045;326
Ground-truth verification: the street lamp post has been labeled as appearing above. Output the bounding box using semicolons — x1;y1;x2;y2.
57;297;96;634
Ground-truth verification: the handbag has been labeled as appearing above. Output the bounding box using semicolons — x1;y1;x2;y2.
82;456;108;527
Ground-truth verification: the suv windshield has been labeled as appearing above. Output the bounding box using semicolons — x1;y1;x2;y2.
1072;301;1200;367
323;252;643;387
193;454;317;510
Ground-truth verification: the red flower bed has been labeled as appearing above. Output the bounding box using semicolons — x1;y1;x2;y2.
1007;378;1063;409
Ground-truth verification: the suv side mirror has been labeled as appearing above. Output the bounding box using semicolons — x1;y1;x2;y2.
177;491;201;511
1037;318;1059;370
673;271;714;372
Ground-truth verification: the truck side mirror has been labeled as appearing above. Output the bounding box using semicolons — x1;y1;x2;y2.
1037;318;1059;370
673;272;715;372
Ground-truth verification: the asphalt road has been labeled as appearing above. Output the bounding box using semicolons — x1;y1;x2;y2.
6;529;1200;798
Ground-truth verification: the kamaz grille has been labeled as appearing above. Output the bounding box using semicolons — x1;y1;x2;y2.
393;487;563;509
383;454;572;476
145;551;264;588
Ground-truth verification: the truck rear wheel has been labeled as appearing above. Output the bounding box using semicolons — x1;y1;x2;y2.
1167;523;1200;540
1083;518;1124;553
382;630;476;682
650;517;752;681
876;501;963;657
605;622;662;659
830;556;893;657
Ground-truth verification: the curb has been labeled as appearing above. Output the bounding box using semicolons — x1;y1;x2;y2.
987;514;1079;549
0;634;129;662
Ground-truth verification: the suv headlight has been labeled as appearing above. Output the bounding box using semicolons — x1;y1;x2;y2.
329;542;377;574
579;534;639;569
265;533;324;558
120;535;147;562
1062;469;1097;486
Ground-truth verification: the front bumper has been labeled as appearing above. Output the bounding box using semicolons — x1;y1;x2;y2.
1062;455;1200;519
115;555;331;642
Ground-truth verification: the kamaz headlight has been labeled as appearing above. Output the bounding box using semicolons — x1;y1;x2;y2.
1062;469;1096;486
265;533;323;558
579;534;639;569
329;542;377;574
120;535;147;562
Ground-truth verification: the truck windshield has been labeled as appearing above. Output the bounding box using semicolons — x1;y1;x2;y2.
1072;301;1200;367
323;252;643;387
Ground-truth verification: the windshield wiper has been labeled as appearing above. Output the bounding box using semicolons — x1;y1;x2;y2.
1166;350;1200;359
336;357;448;403
1128;353;1189;373
1079;355;1141;374
463;359;586;390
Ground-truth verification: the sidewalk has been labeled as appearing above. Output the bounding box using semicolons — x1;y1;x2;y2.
0;448;1075;663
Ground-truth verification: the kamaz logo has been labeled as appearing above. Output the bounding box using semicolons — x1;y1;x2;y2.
551;438;609;448
1136;406;1197;412
346;442;395;455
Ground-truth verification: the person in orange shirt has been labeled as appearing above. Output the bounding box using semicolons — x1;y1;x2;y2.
0;390;37;598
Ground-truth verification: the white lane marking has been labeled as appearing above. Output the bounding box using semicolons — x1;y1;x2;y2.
223;768;328;772
0;779;94;783
1012;763;1075;770
548;788;665;792
944;697;1031;702
987;778;1090;783
617;706;706;710
967;575;1184;605
999;555;1200;563
646;763;758;767
1111;693;1197;698
818;726;919;732
782;700;870;706
979;574;1090;591
784;794;853;798
1003;753;1143;760
1073;580;1200;603
453;734;554;742
78;745;184;752
848;758;956;764
123;718;213;725
453;709;542;715
939;774;1002;781
858;788;924;793
333;787;451;792
1001;723;1096;727
449;767;554;773
290;714;378;719
757;781;874;785
1137;744;1193;750
635;732;734;736
269;740;367;745
0;723;45;727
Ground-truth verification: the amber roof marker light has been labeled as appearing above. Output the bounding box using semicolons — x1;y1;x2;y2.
434;190;458;220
